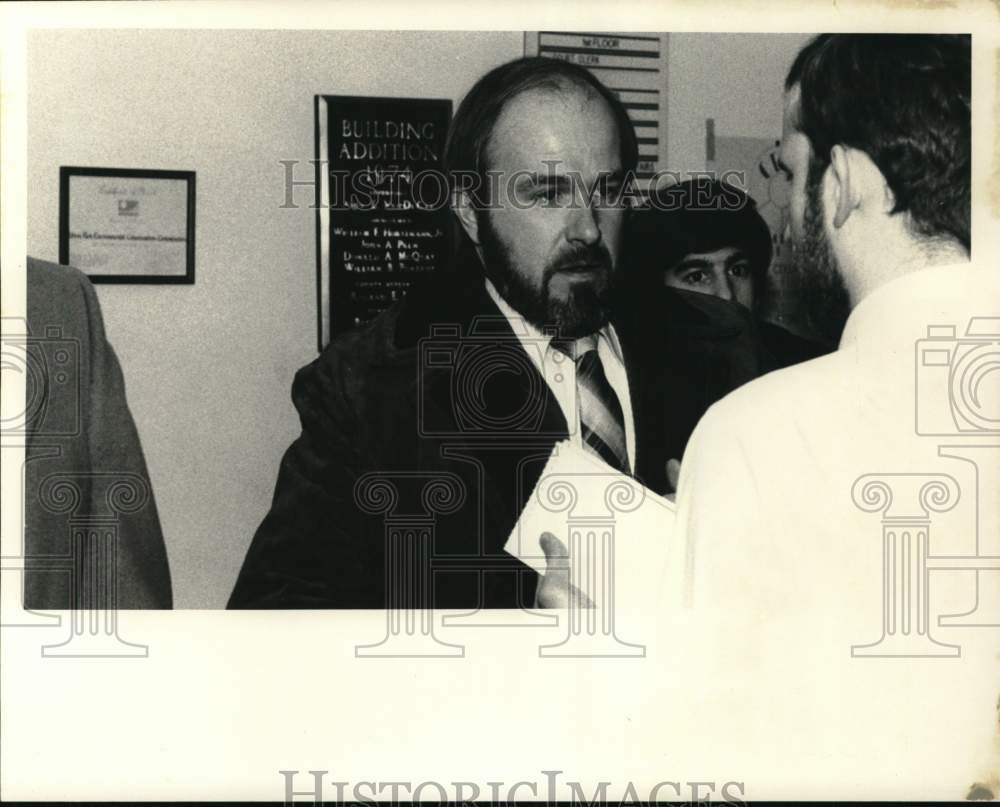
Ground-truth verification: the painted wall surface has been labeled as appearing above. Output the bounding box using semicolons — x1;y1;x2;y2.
666;33;812;175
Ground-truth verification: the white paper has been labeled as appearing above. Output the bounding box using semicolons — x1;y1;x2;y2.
504;440;675;605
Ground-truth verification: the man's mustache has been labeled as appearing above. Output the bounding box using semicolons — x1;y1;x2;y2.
547;244;614;275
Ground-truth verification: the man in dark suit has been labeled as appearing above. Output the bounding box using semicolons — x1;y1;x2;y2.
229;57;775;610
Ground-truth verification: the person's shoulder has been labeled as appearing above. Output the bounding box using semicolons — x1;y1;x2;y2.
756;319;832;367
623;286;753;341
27;256;103;339
288;308;401;437
681;352;845;494
313;267;485;374
702;348;843;428
28;255;85;282
297;301;406;398
27;256;92;305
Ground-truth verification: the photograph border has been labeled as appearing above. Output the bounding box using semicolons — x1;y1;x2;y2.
2;2;996;802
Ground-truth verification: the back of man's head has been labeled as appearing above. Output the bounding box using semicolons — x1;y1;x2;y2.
786;34;971;250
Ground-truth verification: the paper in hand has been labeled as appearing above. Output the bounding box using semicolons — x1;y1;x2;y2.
503;440;675;605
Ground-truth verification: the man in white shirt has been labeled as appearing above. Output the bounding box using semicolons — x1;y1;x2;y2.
667;34;998;797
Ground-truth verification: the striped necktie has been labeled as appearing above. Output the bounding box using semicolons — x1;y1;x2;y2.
571;336;631;476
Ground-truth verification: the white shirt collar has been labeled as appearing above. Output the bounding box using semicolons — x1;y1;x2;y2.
839;260;976;352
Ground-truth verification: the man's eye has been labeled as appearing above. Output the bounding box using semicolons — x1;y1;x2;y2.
533;187;564;203
681;271;707;285
593;183;623;205
728;263;751;278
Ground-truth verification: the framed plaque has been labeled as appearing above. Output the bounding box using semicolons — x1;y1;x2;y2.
59;166;196;284
315;95;452;349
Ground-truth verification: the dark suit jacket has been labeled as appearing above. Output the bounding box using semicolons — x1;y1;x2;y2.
23;257;172;609
757;318;831;368
229;269;774;609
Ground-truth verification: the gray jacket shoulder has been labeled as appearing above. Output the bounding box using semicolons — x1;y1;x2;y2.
27;256;102;339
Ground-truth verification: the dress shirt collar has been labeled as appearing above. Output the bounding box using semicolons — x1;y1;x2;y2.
839;260;975;353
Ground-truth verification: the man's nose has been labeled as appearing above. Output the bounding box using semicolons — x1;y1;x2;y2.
565;201;602;245
709;275;733;301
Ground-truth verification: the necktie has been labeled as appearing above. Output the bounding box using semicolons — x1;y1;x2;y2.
572;336;631;476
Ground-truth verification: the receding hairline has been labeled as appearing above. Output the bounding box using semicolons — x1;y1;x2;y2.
480;77;619;172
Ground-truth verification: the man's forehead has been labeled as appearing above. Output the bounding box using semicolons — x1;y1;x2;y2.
486;84;620;171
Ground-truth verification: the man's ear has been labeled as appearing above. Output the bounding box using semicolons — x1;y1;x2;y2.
828;144;859;230
829;144;893;230
452;190;481;246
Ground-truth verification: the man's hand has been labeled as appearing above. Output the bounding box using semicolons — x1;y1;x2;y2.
666;458;682;503
534;532;594;608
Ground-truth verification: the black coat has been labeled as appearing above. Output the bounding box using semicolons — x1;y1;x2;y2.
229;270;778;609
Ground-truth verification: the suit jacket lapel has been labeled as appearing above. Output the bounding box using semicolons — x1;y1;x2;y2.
394;270;567;442
390;270;570;552
616;314;670;495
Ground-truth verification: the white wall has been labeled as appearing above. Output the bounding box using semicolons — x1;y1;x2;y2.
27;30;808;607
666;32;813;174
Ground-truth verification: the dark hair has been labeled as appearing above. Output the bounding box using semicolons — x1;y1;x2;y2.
443;56;639;190
624;178;773;301
786;34;971;249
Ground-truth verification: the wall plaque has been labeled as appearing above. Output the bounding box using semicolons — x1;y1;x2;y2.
59;166;195;284
315;95;452;349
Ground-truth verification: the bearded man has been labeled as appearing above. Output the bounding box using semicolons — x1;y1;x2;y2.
229;56;769;609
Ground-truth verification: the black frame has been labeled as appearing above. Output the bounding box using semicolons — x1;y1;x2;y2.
59;166;196;284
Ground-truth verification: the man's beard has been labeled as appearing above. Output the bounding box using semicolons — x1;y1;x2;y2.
477;212;616;339
794;166;852;346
